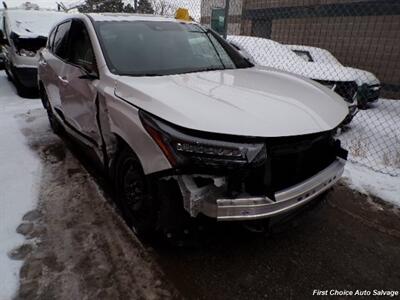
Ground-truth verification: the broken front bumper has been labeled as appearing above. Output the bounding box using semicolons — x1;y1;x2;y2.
179;158;345;221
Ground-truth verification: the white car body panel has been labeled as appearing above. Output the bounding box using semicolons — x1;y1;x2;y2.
115;66;348;137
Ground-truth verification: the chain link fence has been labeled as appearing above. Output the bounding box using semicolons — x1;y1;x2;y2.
195;0;400;176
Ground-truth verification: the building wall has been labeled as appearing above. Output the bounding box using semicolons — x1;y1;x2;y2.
245;0;372;10
269;15;400;98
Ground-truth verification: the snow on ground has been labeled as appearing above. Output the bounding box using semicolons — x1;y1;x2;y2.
343;162;400;207
0;71;42;299
339;98;400;205
340;99;400;176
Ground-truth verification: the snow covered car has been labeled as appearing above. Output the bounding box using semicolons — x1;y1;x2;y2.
0;9;68;95
288;44;381;108
227;36;368;117
38;13;348;236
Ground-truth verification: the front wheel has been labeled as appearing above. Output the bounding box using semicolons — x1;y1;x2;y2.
114;147;159;237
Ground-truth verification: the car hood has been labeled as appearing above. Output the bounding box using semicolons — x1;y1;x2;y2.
114;67;348;137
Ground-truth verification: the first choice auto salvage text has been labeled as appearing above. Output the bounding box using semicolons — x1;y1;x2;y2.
312;289;399;297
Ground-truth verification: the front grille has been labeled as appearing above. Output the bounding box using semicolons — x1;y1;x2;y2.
267;133;337;192
225;133;340;199
316;80;358;103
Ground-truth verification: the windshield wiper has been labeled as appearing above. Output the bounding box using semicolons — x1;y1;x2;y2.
182;67;225;74
138;73;163;76
121;67;226;77
120;73;163;77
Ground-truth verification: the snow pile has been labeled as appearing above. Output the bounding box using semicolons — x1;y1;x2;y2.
6;9;69;38
339;99;400;176
343;162;400;206
338;99;400;204
227;35;378;85
0;71;42;299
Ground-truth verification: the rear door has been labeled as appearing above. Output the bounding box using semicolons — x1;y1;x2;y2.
59;19;102;149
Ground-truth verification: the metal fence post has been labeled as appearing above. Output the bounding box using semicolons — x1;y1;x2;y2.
223;0;230;39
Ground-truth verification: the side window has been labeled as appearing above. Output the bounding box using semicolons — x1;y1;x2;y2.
67;20;96;73
47;28;56;52
53;21;71;60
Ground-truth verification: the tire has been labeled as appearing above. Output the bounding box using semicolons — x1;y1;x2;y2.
5;65;12;81
41;89;63;134
114;147;159;237
15;79;30;98
8;65;29;97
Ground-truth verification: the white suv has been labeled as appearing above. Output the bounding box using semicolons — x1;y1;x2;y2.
38;13;348;236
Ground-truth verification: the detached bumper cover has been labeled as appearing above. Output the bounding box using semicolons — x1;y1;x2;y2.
199;158;345;221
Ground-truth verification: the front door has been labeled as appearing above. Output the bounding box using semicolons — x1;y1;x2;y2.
59;19;102;151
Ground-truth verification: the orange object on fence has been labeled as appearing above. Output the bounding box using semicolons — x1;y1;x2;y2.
175;8;191;21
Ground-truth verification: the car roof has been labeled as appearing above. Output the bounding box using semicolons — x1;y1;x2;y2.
87;13;193;23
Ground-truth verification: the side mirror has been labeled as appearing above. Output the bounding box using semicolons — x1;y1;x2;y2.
229;42;255;64
238;49;255;63
80;63;99;80
76;59;99;80
78;71;98;81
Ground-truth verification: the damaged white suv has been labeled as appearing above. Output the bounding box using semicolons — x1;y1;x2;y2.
38;13;349;236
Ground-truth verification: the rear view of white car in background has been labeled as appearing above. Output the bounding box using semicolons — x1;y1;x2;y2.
288;44;381;109
0;9;68;96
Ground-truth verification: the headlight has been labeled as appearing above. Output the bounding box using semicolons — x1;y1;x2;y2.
139;110;266;170
18;49;36;57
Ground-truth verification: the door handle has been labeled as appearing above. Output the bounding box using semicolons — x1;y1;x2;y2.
58;76;69;85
